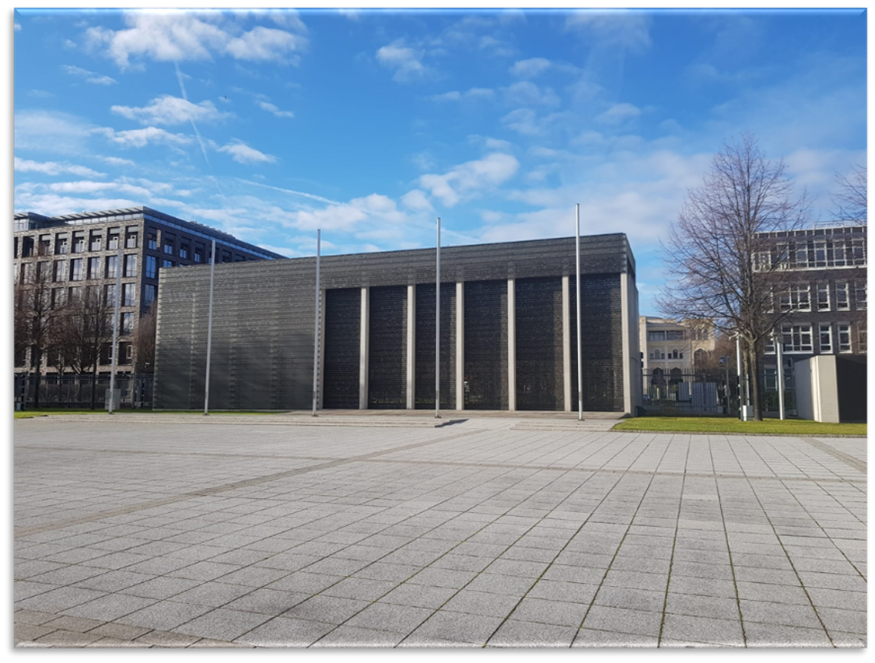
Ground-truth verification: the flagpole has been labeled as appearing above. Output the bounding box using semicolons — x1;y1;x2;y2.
576;204;583;421
435;217;441;419
204;239;216;415
312;229;321;417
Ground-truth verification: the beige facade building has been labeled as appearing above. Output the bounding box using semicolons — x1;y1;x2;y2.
639;316;716;389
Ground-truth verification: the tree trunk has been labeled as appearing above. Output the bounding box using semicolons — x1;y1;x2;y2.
33;348;42;410
90;365;98;410
749;344;762;421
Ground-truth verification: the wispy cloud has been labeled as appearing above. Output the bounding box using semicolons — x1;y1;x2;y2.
217;139;276;164
510;57;551;78
112;95;231;126
94;126;193;148
257;100;294;118
564;10;652;52
14;157;104;178
60;64;117;85
376;39;432;83
419;152;520;207
85;9;308;69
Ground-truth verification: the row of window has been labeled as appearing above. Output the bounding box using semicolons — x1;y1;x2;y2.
775;281;866;313
766;322;866;354
15;342;134;368
145;228;247;263
649;349;684;360
20;255;141;283
46;282;156;314
755;237;866;271
15;228;140;258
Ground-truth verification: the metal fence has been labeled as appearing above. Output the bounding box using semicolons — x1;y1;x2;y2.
641;365;796;417
14;374;154;410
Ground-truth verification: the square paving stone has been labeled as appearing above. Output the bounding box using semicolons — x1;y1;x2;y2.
223;588;309;616
572;628;658;647
409;610;504;645
310;625;406;647
743;622;832;647
172;606;274;641
282;595;370;625
60;593;157;622
660;613;744;646
665;592;739;621
595;586;665;613
441;589;520;619
345;602;434;633
488;619;577;647
380;583;458;609
582;605;663;637
117;600;214;631
510;597;589;627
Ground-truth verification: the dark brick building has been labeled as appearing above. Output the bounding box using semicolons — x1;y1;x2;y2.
153;234;641;414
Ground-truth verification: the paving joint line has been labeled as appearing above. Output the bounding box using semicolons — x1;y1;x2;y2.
796;437;866;473
13;428;481;539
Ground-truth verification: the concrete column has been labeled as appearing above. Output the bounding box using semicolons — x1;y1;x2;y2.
620;272;632;416
406;284;415;409
562;275;571;412
359;286;369;410
456;281;465;410
507;278;516;411
318;289;326;409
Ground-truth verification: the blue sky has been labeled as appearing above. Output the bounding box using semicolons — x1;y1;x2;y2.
12;6;867;315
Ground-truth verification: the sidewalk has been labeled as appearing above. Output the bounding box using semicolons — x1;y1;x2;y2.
14;415;866;647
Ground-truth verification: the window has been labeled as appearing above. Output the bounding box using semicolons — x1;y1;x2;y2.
780;284;811;312
53;260;66;282
222;250;232;263
665;330;685;341
163;259;174;269
793;242;809;268
105;284;117;306
851;238;866;266
819;324;833;354
146;255;158;279
830;240;846;267
89;231;102;252
105;255;118;278
163;234;175;255
87;257;101;279
122;283;135;307
72;232;85;253
68;286;81;302
14;237;18;258
763;365;778;391
854;281;866;310
816;283;830;311
836;282;850;311
648;331;665;342
36;261;49;280
120;312;134;335
22;237;34;257
39;235;51;256
813;240;826;267
143;284;157;309
55;235;68;255
118;342;132;365
859;326;867;353
70;258;83;281
123;254;137;277
108;230;120;250
179;244;189;260
147;231;158;250
126;229;138;248
781;324;813;353
838;324;852;353
51;288;64;309
194;247;203;263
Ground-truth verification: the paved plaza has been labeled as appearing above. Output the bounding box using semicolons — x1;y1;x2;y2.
13;413;867;648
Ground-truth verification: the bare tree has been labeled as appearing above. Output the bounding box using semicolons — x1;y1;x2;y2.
134;304;156;374
832;164;866;225
657;133;809;420
53;286;114;409
14;260;60;409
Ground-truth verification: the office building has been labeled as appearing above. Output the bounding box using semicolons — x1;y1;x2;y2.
13;206;284;376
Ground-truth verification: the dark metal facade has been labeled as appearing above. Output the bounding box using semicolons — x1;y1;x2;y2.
154;234;636;412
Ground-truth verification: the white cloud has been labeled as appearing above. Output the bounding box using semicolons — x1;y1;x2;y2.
430;87;494;103
337;9;362;22
14;157;104;178
401;189;434;212
95;126;193;148
257;101;295;118
217;140;276;164
60;65;117;85
502;81;560;107
98;156;136;167
112;95;231;126
376;39;430;83
596;102;641;124
510;57;551;78
565;10;652;52
419;152;520;207
14;110;95;154
86;10;308;69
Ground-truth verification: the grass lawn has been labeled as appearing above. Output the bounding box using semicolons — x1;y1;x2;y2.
613;417;866;436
